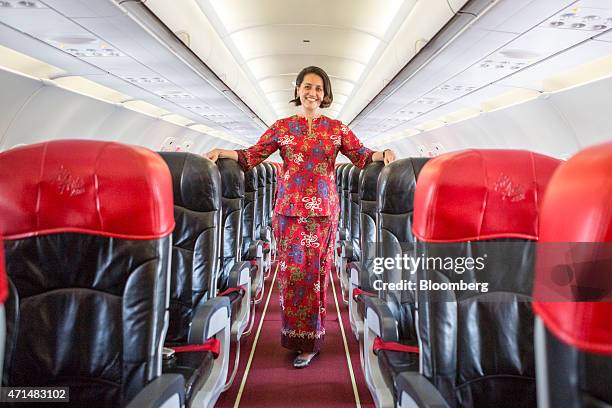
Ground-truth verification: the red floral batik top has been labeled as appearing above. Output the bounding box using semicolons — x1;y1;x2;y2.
236;115;373;217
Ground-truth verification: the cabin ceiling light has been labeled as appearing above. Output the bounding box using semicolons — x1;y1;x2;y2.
498;49;541;60
51;36;96;45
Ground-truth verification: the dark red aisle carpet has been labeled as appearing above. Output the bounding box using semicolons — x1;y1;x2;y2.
215;264;374;407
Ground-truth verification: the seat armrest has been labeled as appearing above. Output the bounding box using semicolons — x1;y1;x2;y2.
337;227;349;241
396;372;450;408
259;226;271;242
348;261;373;290
228;261;251;289
363;296;399;342
126;374;185;408
188;296;231;344
343;242;354;261
246;240;264;259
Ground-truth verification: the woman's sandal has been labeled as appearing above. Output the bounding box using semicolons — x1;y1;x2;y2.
293;351;319;369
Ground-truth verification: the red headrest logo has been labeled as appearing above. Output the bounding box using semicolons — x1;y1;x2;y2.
493;174;526;202
54;165;86;197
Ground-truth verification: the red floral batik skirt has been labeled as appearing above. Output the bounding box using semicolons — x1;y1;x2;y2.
272;213;339;353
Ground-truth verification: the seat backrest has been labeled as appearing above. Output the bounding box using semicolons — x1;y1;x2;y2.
272;162;282;209
412;149;560;408
242;167;258;259
264;162;274;225
159;152;221;344
341;164;354;235
336;163;347;231
255;163;267;238
217;159;245;292
349;166;362;260
0;140;173;406
533;141;612;407
358;162;385;277
376;158;428;340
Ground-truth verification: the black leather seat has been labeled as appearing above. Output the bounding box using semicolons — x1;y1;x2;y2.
263;162;274;229
335;163;354;283
392;150;560;408
337;166;362;301
216;159;251;342
532;142;612;408
0;140;184;408
347;161;384;341
265;163;277;260
254;164;271;274
335;163;351;243
360;158;427;404
158;152;233;407
241;167;265;305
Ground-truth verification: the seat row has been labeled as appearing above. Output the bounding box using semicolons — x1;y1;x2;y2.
334;144;612;408
0;141;282;407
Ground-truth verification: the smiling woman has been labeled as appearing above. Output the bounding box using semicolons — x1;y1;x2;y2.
206;65;395;368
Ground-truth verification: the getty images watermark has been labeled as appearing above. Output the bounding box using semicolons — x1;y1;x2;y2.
371;253;490;293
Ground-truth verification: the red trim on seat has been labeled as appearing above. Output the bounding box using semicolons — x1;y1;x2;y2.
218;285;247;297
413;149;560;242
352;287;376;301
0;140;175;240
0;236;7;304
533;141;612;355
171;338;220;358
373;336;419;355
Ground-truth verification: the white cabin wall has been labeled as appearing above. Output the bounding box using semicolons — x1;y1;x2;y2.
0;68;241;153
382;74;612;159
548;78;612;149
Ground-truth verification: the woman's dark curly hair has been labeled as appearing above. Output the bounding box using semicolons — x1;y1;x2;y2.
289;66;333;108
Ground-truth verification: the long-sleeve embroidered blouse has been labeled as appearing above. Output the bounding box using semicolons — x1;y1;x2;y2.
236;115;373;217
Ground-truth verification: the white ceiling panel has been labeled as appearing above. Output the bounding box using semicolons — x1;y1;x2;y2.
353;0;612;145
378;28;518;110
595;30;612;41
472;0;575;34
0;0;267;142
232;26;380;63
578;0;612;9
205;0;403;38
41;0;121;17
247;55;366;82
500;38;612;89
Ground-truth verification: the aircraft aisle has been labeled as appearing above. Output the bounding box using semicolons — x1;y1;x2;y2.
216;263;374;407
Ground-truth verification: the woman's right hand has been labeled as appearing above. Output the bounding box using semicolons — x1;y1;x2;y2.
205;148;221;162
204;148;238;162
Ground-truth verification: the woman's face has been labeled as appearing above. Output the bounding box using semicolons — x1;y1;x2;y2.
297;73;325;112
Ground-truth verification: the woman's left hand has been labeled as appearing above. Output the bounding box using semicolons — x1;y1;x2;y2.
383;149;396;166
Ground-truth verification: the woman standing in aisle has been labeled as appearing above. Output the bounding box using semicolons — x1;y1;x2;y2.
206;66;396;368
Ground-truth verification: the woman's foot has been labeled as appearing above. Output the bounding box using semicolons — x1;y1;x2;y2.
293;351;319;369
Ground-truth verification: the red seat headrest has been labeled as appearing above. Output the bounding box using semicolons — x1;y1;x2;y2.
533;141;612;354
413;149;561;242
0;140;174;240
0;236;6;304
